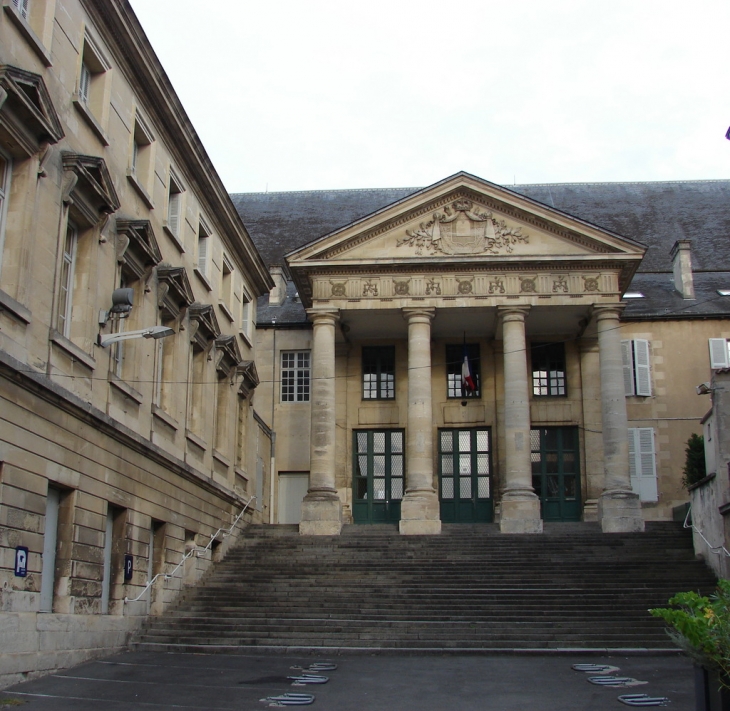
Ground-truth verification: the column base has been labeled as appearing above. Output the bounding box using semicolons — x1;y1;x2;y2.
598;489;644;533
500;494;543;534
582;498;599;522
399;490;441;535
299;491;342;536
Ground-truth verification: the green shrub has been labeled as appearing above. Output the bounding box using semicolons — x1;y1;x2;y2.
650;579;730;685
682;433;706;489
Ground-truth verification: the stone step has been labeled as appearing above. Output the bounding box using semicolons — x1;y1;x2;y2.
134;521;713;651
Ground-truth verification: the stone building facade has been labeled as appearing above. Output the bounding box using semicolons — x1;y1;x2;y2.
233;174;730;535
0;0;272;686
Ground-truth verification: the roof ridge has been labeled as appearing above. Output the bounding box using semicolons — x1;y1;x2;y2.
230;187;421;198
514;179;730;188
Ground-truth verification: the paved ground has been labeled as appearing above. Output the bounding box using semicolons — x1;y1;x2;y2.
0;651;695;710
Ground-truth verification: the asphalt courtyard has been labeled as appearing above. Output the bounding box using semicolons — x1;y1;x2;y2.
0;650;696;711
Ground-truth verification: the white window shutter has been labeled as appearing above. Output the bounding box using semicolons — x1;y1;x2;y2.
629;427;658;502
197;236;208;273
621;340;635;396
637;428;658;502
79;63;91;104
633;339;652;396
709;339;730;369
168;192;180;236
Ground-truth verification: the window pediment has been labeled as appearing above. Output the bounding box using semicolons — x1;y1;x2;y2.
188;303;221;349
0;65;64;158
237;360;259;398
156;264;194;320
214;335;242;377
62;152;120;227
116;219;162;280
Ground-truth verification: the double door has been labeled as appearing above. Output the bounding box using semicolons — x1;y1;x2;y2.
438;428;493;523
352;430;404;523
530;426;581;521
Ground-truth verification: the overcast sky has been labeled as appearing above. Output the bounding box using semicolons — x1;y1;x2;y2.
129;0;728;194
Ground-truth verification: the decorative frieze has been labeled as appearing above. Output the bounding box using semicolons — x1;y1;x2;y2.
311;271;619;301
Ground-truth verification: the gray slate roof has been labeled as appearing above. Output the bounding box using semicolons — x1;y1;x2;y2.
231;179;730;324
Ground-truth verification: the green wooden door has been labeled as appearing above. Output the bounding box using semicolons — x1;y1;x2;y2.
438;428;493;523
352;430;404;523
530;427;581;521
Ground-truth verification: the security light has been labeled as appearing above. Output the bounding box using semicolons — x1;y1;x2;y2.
98;326;174;348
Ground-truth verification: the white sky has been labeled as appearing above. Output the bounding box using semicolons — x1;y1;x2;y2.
129;0;729;194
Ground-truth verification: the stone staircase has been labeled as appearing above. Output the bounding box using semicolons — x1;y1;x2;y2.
134;521;716;652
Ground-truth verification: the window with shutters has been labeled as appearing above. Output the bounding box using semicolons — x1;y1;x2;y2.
709;339;730;369
73;33;112;144
195;217;211;285
165;170;184;246
12;0;30;19
621;339;652;396
56;221;77;338
127;114;154;207
5;0;55;66
281;351;310;402
628;427;658;502
241;286;253;343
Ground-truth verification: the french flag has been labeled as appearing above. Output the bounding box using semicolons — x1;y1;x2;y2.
461;345;476;394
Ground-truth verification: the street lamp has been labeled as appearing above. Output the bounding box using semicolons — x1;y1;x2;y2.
98;326;175;348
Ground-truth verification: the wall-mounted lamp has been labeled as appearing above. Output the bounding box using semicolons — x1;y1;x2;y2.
696;382;714;395
98;326;175;348
99;288;134;326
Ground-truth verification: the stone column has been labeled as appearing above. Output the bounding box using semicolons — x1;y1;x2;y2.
299;308;342;536
400;307;441;535
594;305;644;533
578;338;604;522
498;306;542;534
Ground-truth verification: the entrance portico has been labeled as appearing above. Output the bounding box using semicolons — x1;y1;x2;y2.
287;173;646;535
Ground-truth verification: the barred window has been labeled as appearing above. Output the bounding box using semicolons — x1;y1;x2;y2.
281;351;310;402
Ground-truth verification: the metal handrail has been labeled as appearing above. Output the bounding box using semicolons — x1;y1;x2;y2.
124;495;256;604
683;502;730;558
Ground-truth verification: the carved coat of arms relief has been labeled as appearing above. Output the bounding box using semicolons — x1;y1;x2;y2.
397;199;529;256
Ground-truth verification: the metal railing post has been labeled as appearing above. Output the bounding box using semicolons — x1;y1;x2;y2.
124;495;256;604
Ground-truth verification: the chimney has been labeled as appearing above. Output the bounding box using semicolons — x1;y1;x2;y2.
268;265;288;307
670;239;695;299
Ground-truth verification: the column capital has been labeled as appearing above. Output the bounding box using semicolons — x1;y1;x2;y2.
402;306;435;324
306;307;340;326
497;305;530;324
592;303;625;323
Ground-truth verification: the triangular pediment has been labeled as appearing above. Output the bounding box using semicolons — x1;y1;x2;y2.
288;173;643;265
286;173;645;306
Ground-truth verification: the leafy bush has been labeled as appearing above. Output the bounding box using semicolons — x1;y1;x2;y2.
682;433;706;489
650;579;730;685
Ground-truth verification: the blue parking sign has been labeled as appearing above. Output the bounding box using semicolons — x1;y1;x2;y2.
124;554;133;581
15;547;28;577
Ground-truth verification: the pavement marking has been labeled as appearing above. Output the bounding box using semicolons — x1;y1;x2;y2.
53;674;285;691
2;692;239;709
